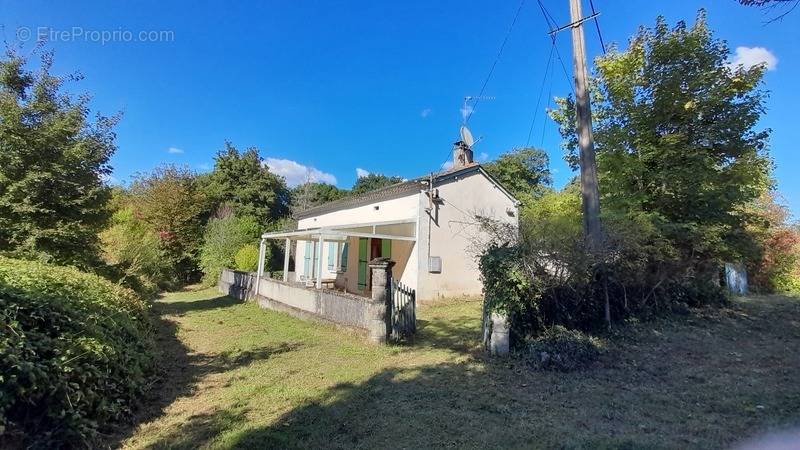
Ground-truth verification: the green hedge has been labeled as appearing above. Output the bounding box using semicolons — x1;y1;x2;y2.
0;256;155;447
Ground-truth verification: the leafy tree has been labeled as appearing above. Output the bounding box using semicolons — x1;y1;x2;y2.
199;214;260;284
350;173;403;196
202;142;290;224
129;165;207;282
291;182;347;213
0;51;117;267
550;11;771;269
100;206;171;294
483;147;552;203
746;191;800;293
738;0;799;22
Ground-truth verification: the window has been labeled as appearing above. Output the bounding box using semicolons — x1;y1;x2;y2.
327;242;336;271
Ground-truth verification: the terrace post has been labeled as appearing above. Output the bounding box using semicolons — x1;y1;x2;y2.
367;257;395;344
283;237;290;282
255;238;266;298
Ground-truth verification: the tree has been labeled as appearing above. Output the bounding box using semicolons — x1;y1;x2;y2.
350;173;403;196
483;147;552;203
738;0;799;22
0;51;117;267
291;182;346;213
199;213;260;284
129;165;207;281
202;142;290;224
550;11;771;270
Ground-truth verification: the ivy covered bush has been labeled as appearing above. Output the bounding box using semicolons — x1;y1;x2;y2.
0;256;155;447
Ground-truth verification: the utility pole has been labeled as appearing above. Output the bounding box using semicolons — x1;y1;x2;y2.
569;0;602;250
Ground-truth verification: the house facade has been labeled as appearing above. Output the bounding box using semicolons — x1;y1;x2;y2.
259;144;519;302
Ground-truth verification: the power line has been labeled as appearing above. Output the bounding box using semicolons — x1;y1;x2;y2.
526;42;554;147
438;0;527;172
465;0;527;124
540;60;555;149
589;0;607;54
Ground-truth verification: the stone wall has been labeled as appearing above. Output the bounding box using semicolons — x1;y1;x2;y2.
218;268;389;343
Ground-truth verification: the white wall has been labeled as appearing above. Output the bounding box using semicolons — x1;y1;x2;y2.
416;170;518;301
294;193;421;294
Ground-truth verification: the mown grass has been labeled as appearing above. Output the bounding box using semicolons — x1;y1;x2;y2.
115;288;800;449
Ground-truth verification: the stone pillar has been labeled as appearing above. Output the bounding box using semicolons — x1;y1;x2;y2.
366;257;395;344
483;302;510;356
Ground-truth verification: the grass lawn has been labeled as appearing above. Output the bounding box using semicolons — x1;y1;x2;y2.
114;288;800;449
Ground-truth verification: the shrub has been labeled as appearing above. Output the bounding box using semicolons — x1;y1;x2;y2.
234;243;261;272
100;207;173;295
480;188;727;341
525;326;604;371
0;256;155;447
199;214;260;285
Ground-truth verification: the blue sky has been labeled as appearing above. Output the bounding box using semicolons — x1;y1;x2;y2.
2;1;798;216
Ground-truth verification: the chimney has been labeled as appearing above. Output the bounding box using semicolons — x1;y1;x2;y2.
452;140;473;169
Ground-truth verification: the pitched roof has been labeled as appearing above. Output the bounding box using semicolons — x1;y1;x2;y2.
295;164;518;219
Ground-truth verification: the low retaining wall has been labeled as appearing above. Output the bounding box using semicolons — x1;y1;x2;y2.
218;268;387;342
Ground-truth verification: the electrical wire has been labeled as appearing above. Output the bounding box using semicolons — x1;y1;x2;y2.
589;0;607;54
437;0;527;172
526;42;554;147
465;0;527;124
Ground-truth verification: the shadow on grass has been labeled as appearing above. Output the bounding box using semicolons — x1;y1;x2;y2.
145;296;800;450
409;315;483;355
156;295;242;315
105;295;302;447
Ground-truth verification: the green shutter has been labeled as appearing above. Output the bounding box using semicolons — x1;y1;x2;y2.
340;242;348;271
357;238;368;289
381;239;391;258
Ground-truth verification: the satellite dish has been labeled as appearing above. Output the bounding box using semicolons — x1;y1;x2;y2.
460;125;474;147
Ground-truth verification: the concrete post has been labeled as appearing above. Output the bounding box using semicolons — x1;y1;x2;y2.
483;301;510;356
255;238;266;299
316;235;324;289
283;237;290;282
367;257;395;344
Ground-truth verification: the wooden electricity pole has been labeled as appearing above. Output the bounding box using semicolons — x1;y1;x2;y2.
568;0;602;250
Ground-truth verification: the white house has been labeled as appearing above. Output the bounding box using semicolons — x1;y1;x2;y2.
257;142;519;302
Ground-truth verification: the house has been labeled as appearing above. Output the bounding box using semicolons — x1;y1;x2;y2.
257;141;519;302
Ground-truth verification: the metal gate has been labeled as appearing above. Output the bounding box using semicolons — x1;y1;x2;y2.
389;279;416;339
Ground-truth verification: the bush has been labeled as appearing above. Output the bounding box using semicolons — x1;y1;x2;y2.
480;188;727;341
234;243;261;272
525;326;604;372
0;256;155;447
199;214;260;285
100;207;173;295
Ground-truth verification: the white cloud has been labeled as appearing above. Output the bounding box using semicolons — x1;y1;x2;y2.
356;168;370;178
440;160;454;171
265;158;337;187
460;104;474;121
727;46;778;71
477;152;489;162
420;108;432;118
167;146;184;154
